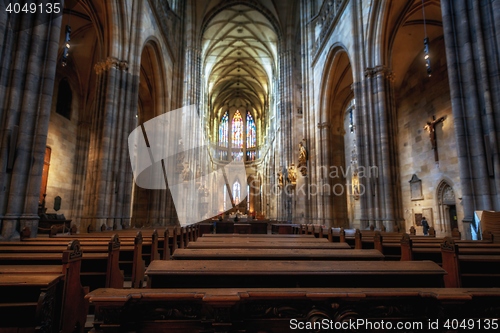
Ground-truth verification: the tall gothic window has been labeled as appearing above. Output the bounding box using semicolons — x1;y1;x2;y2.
233;180;241;205
217;109;258;161
231;110;244;148
56;78;72;120
219;111;229;147
223;185;227;211
246;111;256;148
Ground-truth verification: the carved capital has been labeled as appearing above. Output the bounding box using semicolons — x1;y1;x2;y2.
94;57;128;74
365;66;395;82
375;66;395;81
364;67;375;78
317;122;330;129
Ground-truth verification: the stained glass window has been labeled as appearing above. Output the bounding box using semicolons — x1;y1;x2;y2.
247;184;250;211
223;185;227;211
246;111;256;148
219;111;229;147
232;110;244;148
233;180;241;205
246;151;256;161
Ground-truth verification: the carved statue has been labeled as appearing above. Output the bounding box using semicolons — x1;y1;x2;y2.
298;141;308;176
287;164;297;185
176;139;185;173
423;115;446;162
277;171;283;188
298;142;307;164
181;161;191;182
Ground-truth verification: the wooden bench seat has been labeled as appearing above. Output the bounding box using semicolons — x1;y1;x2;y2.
171;248;385;260
194;236;330;243
85;287;500;333
146;260;445;288
186;241;351;249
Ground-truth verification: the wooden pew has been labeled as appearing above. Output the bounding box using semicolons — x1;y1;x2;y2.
0;274;64;333
186;241;351;249
23;228;163;266
329;227;361;249
440;237;500;288
132;232;146;288
0;240;88;333
194;235;330;243
85;287;500;333
271;223;300;234
172;248;385;260
201;233;315;238
360;229;496;261
146;260;445;288
0;235;125;291
34;224;199;261
12;231;148;282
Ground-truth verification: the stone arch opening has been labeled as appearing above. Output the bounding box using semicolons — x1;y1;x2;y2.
437;180;458;234
318;47;353;228
131;41;171;228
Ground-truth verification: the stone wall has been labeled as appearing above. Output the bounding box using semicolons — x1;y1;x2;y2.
396;36;463;237
44;79;79;219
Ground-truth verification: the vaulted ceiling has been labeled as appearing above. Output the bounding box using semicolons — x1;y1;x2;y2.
202;4;278;123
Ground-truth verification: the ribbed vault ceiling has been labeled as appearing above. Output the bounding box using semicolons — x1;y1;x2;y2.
202;4;278;122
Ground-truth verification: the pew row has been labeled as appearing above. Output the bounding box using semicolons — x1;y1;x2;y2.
0;240;87;333
171;248;385;261
186;241;351;250
85;287;500;333
202;233;315;238
145;260;445;288
0;234;126;290
442;239;500;288
194;235;330;243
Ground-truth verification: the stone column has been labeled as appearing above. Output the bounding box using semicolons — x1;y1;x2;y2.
0;9;63;240
317;122;332;226
360;66;403;231
441;0;500;221
82;57;137;232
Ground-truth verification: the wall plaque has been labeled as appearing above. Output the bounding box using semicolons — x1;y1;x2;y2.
409;174;423;201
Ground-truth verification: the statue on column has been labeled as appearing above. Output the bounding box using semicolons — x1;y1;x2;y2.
287;164;297;185
181;161;191;182
277;171;284;188
298;140;308;176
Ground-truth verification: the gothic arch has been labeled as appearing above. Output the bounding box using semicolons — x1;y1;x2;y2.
132;39;171;228
317;45;354;227
318;44;352;125
436;180;458;234
138;39;168;120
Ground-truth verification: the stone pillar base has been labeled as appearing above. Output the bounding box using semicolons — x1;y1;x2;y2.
19;216;40;238
1;218;20;240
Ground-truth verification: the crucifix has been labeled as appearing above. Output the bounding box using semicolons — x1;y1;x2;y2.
424;115;446;162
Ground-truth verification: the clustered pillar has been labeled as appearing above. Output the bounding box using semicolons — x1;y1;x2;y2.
0;9;62;239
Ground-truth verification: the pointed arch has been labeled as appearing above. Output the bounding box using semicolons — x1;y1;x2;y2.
436;180;458;234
